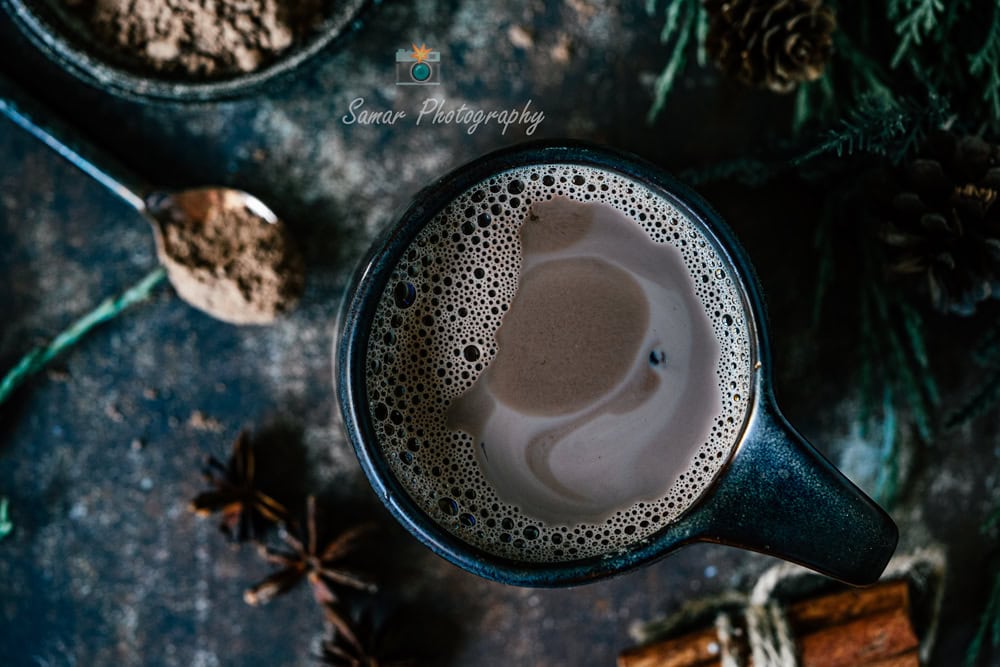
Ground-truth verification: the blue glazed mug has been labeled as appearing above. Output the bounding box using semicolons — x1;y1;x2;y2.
336;141;898;587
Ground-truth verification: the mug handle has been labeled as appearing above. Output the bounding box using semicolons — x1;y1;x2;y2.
689;398;898;586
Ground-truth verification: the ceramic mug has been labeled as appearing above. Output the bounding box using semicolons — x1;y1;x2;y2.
336;141;898;587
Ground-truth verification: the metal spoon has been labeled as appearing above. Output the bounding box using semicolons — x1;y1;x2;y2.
0;75;303;325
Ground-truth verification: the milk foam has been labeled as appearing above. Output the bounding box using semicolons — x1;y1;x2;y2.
364;165;753;562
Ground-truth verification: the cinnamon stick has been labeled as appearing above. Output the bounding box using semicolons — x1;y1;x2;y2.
864;650;921;667
618;581;918;667
788;580;910;634
798;608;918;667
618;627;729;667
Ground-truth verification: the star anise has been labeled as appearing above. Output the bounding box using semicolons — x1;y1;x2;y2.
190;430;288;541
320;603;414;667
244;495;376;606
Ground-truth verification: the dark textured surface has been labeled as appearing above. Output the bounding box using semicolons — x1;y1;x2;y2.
0;1;994;665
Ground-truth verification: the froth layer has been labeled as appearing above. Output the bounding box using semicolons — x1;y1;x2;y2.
364;164;753;562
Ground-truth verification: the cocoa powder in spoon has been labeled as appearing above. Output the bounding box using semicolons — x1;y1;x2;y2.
152;190;304;325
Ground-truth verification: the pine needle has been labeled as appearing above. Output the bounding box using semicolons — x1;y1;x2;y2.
969;4;1000;120
647;2;695;124
695;2;709;67
874;383;900;507
889;0;945;69
0;497;11;541
0;267;167;408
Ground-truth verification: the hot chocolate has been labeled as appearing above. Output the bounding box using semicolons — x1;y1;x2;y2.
447;196;722;525
363;164;753;562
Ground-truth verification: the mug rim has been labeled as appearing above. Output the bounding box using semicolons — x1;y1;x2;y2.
336;140;770;587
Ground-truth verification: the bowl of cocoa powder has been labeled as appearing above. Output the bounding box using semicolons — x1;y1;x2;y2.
1;0;372;101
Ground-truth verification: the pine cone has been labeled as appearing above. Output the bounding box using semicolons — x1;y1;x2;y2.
878;131;1000;316
704;0;836;93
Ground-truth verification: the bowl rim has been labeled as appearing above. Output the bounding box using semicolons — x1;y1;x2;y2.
0;0;377;103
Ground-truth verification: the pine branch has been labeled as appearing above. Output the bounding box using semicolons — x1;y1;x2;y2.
889;0;945;69
792;90;950;166
0;267;167;408
695;3;709;67
793;93;903;163
969;4;1000;120
647;0;696;123
658;0;684;44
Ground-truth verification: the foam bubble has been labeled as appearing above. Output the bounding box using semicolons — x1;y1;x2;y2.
364;164;753;562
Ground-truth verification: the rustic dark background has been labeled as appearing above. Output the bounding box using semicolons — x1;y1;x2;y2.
0;1;995;665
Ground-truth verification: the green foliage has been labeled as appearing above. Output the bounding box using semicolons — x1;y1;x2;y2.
888;0;944;68
793;90;950;165
0;267;166;408
969;5;1000;120
856;281;938;508
646;0;706;123
0;497;11;541
809;173;937;510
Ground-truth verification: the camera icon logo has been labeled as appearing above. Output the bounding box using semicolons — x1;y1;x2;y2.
396;43;441;86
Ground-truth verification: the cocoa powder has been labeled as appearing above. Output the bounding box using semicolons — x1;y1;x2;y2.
153;192;304;325
66;0;324;76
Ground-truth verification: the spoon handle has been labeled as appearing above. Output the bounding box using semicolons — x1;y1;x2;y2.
0;74;150;213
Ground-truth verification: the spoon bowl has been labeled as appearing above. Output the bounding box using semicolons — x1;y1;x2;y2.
0;74;303;324
146;187;303;324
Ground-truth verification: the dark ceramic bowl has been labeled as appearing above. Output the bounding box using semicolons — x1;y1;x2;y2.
337;141;899;588
0;0;374;102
